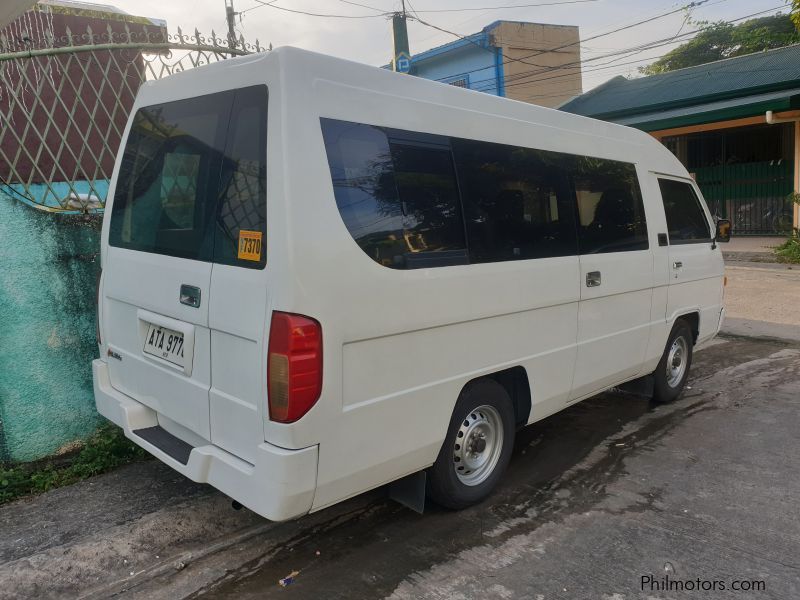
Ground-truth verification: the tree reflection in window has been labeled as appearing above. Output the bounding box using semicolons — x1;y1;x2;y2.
321;119;466;268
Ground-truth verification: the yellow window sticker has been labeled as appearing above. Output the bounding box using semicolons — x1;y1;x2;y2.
237;230;263;262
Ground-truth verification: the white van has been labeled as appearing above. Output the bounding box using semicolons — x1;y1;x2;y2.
93;47;730;521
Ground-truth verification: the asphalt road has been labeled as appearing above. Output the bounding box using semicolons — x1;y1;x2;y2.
1;334;799;600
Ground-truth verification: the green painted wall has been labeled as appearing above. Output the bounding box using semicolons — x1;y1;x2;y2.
0;193;102;462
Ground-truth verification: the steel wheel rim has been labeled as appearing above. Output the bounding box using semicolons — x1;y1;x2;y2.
666;335;688;388
453;405;504;486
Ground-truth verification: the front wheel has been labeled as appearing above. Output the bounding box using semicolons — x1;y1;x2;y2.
653;319;694;403
426;379;515;510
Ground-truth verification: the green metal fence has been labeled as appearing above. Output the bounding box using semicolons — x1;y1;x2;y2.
693;160;794;235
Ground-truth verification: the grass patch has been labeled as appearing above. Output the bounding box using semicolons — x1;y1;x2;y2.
0;424;149;505
774;235;800;264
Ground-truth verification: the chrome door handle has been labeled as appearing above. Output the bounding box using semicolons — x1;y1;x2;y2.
673;261;683;269
180;284;201;308
586;271;601;287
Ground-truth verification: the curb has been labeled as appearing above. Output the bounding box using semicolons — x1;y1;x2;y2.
722;251;777;263
721;318;800;344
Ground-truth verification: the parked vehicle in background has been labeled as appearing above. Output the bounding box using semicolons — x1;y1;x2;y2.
92;47;730;521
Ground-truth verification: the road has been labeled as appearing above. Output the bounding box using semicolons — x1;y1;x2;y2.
2;334;800;599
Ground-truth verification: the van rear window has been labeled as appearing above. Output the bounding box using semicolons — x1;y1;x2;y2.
109;86;267;268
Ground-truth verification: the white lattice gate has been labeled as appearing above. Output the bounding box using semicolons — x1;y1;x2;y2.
0;22;263;213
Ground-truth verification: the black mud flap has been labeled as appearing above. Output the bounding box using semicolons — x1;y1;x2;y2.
388;471;427;514
618;374;655;399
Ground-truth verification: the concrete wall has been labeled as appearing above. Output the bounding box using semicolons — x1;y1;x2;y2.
0;193;101;462
411;21;582;108
490;21;582;108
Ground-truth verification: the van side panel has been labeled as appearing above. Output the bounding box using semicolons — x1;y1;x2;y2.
318;263;579;509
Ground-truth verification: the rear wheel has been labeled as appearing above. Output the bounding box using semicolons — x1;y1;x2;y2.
427;379;515;509
653;319;693;403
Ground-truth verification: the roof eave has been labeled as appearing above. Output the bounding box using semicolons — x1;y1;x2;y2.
587;79;800;122
623;94;800;132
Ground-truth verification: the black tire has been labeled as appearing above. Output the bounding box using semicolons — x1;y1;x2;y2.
653;319;694;403
426;379;515;510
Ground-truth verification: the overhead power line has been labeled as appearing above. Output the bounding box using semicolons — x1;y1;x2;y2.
410;0;716;77
242;0;387;18
411;2;784;94
336;0;387;13
463;4;787;93
409;0;599;13
243;0;598;18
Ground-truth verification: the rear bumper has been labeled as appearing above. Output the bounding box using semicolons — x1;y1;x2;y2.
92;359;317;521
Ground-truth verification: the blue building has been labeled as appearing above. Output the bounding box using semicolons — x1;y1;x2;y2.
399;20;582;108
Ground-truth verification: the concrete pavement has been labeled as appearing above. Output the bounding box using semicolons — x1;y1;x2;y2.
722;262;800;342
1;335;799;599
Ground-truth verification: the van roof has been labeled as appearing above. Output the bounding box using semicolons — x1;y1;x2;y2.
144;45;686;176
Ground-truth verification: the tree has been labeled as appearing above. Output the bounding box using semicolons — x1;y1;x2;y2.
640;13;800;75
793;0;800;31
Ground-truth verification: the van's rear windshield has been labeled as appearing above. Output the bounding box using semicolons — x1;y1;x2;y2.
109;85;267;269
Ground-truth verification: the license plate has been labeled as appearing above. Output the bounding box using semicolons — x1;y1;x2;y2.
143;324;185;368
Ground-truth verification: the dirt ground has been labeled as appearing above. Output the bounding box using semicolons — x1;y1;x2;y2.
1;334;799;599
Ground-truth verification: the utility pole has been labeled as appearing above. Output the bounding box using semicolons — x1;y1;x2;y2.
392;0;411;73
225;0;238;49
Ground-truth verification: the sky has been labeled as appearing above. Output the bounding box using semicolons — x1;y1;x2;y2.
107;0;791;91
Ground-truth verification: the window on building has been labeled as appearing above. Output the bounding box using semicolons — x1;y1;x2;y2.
658;178;711;243
452;138;578;262
569;157;648;254
448;78;468;88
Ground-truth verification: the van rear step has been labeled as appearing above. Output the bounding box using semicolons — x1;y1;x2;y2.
133;426;193;465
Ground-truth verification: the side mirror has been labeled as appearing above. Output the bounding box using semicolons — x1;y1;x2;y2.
715;219;731;243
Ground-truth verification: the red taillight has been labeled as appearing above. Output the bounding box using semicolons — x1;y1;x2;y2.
267;311;323;423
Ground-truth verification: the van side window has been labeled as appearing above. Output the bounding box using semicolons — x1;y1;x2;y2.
214;85;268;268
452;138;577;262
389;140;468;268
320;119;406;267
320;118;467;269
571;157;648;254
657;178;711;243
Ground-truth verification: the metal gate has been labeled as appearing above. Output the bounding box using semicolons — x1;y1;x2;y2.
693;161;794;235
0;23;264;213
